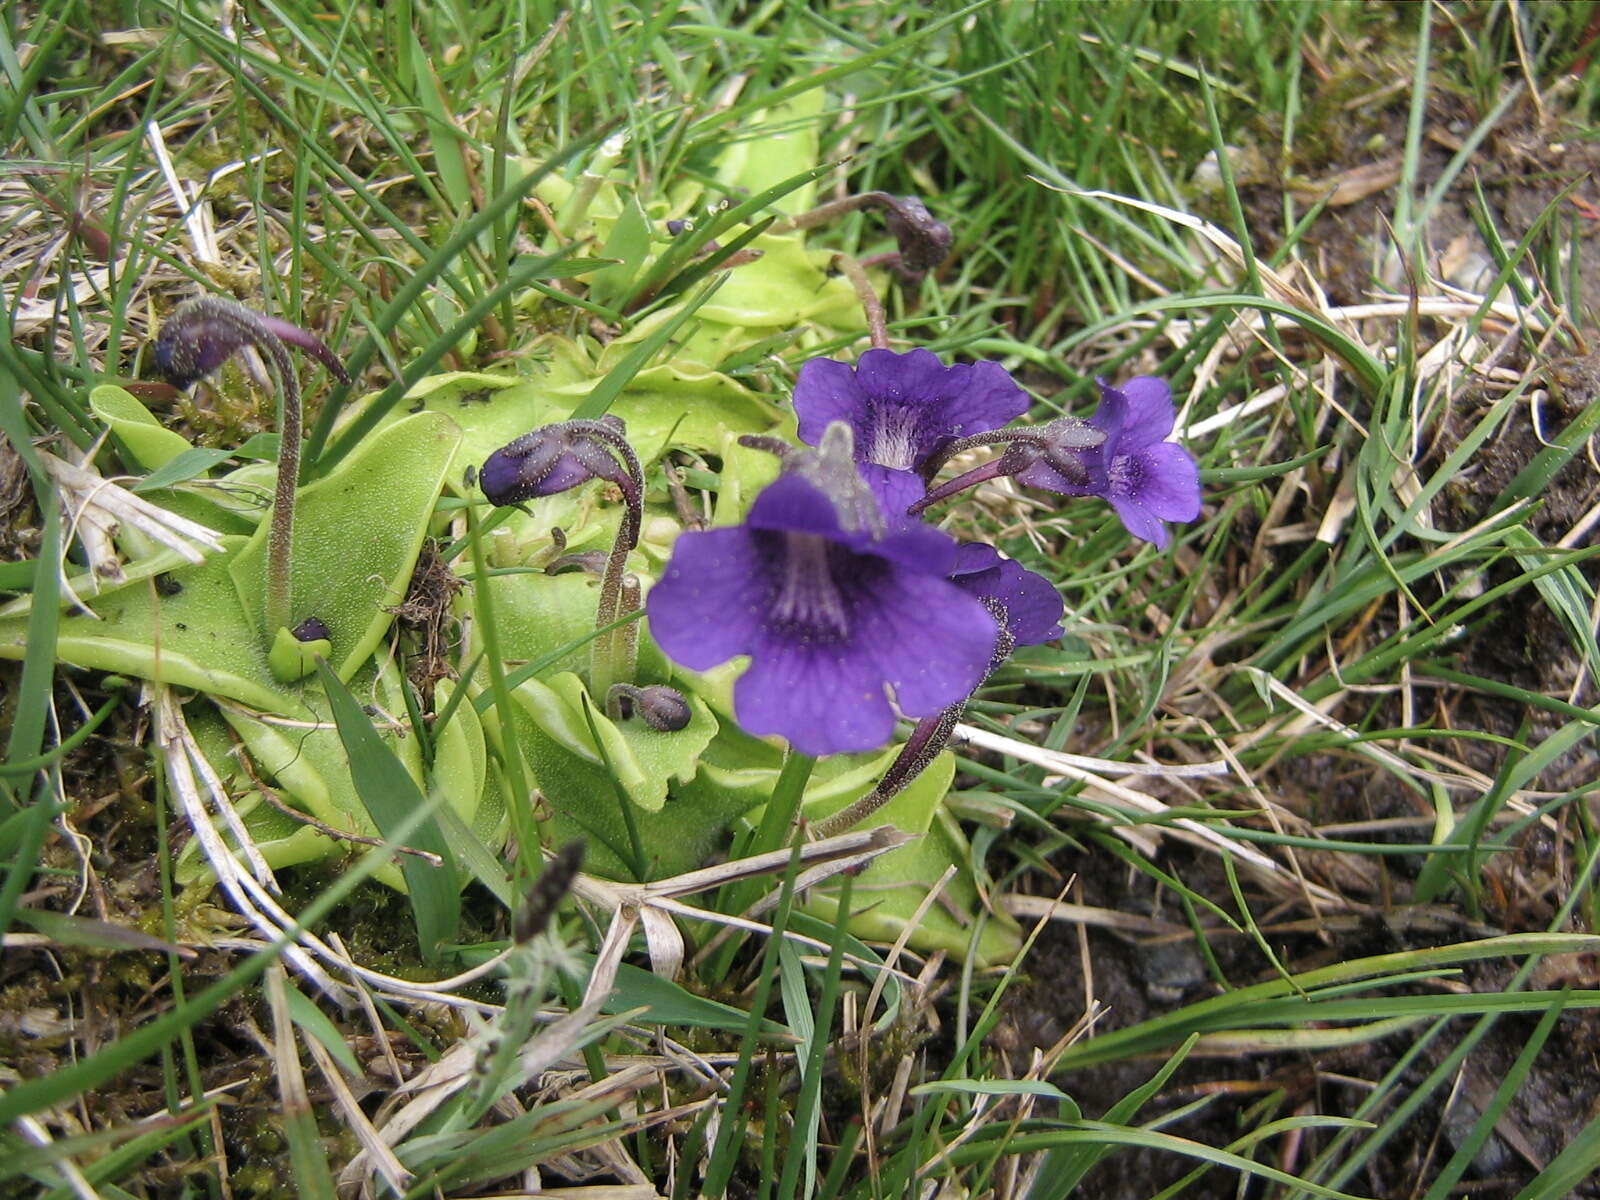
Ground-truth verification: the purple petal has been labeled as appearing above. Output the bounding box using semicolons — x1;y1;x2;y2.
478;447;598;505
1087;381;1129;444
859;463;928;526
477;450;526;504
936;359;1032;438
1115;376;1176;447
870;517;961;577
852;567;998;719
645;526;769;670
733;640;899;756
798;350;1029;474
724;552;995;755
857;351;1028;470
852;347;949;407
949;544;1064;646
793;358;865;447
1013;455;1099;497
951;542;1004;575
1124;441;1202;522
746;472;847;540
750;469;959;573
1108;495;1170;548
650;466;998;756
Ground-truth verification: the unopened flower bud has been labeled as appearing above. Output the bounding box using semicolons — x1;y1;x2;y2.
1010;416;1105;486
882;196;953;272
291;616;331;643
479;416;632;507
153;297;349;390
608;684;693;732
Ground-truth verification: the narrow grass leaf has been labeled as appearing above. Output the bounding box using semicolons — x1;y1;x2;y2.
0;382;58;769
778;871;851;1200
702;775;813;1197
315;660;459;962
569;274;728;421
1424;989;1568;1200
267;969;336;1200
1027;1036;1197;1200
1515;1105;1600;1200
286;986;362;1078
19;1108;214;1198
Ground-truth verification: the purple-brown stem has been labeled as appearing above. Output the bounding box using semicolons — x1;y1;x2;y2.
910;419;1105;517
773;192;952;274
919;426;1050;479
831;252;890;350
771;191;906;234
906;457;1019;517
154;297;348;640
615;574;642;700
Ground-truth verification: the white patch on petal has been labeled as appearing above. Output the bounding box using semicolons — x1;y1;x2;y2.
868;406;921;469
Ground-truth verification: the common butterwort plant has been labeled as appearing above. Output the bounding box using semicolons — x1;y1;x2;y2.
7;97;1201;969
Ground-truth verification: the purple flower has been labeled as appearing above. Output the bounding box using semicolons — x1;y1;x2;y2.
645;472;1000;757
793;348;1029;517
948;544;1064;646
1016;376;1201;549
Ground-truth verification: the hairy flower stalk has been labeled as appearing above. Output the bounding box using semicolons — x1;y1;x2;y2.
477;417;645;702
770;192;952;349
907;418;1105;516
604;574;644;716
831;253;891;350
153;297;349;650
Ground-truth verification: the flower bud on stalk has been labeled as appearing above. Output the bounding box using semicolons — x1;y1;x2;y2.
478;418;645;701
153;297;349;673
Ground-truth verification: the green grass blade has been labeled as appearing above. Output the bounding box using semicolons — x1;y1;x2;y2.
1423;989;1568;1200
315;659;460;962
1515;1105;1600;1200
569;275;728;421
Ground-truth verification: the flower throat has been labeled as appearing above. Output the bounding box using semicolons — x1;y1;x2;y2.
772;533;850;638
